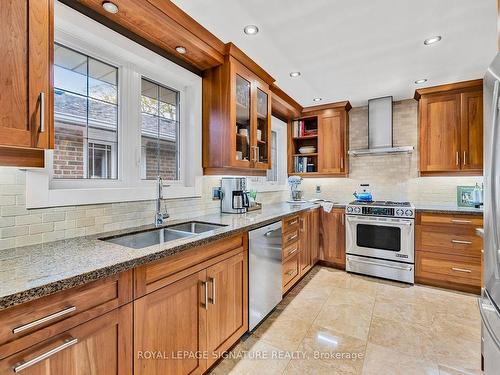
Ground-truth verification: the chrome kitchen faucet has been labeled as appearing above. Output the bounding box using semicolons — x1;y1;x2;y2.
155;176;169;227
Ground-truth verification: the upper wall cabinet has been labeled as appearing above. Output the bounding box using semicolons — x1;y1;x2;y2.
415;80;483;176
203;44;273;176
288;102;351;177
0;0;53;167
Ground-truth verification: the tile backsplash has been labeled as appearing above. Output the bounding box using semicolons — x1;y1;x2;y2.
0;99;483;250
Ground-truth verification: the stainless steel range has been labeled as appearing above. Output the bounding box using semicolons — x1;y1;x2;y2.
345;200;415;283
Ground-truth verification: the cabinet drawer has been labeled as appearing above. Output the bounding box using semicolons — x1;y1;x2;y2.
282;229;299;247
282;215;300;234
418;213;483;227
0;304;132;373
135;234;245;297
416;251;481;285
0;271;132;359
282;253;300;289
283;241;299;260
416;226;482;257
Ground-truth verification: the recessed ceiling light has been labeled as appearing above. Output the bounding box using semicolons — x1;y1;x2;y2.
243;25;259;35
313;97;322;102
290;72;301;78
424;36;442;45
415;79;428;84
175;46;187;54
102;1;119;14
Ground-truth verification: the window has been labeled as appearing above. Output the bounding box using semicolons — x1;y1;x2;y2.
140;78;180;180
267;131;278;182
53;43;118;179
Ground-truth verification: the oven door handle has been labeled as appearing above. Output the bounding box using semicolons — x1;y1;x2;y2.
346;216;413;226
347;257;413;271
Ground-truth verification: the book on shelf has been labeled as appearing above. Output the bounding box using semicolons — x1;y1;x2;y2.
293;156;310;173
293;120;317;138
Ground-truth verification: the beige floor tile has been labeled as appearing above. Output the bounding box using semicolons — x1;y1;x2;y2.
362;342;440;375
314;302;373;341
367;316;435;358
209;336;290;375
372;296;435;326
278;295;326;323
437;364;483;375
253;312;312;352
325;286;375;307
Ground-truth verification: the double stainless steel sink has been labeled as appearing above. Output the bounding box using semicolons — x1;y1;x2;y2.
101;221;226;249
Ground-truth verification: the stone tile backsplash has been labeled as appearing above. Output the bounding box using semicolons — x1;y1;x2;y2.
0;99;483;250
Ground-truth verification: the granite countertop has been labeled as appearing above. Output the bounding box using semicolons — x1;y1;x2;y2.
0;202;319;311
414;204;483;216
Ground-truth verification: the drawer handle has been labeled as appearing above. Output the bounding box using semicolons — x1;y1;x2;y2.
451;219;472;224
451;267;472;273
288;219;298;226
12;306;77;335
288;247;298;256
287;234;298;241
39;92;45;133
13;337;78;372
285;269;295;276
451;239;473;245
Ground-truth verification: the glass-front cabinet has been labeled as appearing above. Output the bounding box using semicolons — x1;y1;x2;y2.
203;52;272;175
229;61;271;170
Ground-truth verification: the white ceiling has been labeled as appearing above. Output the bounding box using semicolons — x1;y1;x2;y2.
172;0;497;107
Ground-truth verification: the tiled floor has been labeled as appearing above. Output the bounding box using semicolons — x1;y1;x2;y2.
210;266;482;375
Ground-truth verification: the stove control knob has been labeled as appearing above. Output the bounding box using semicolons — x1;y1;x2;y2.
405;209;414;217
396;209;404;216
354;207;361;214
347;206;353;213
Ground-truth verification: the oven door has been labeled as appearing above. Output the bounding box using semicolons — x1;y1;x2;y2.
346;215;414;263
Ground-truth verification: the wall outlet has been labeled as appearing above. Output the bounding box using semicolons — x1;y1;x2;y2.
316;185;321;193
212;187;222;200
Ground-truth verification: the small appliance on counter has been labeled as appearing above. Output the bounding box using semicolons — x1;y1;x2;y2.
219;177;250;214
353;183;373;202
287;176;306;203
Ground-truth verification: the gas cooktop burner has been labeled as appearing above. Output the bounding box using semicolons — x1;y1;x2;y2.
350;200;412;207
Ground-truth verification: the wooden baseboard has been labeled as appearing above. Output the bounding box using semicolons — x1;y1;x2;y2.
317;260;346;270
415;277;480;295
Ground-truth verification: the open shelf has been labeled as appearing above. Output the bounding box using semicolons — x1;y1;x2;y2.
293;153;318;157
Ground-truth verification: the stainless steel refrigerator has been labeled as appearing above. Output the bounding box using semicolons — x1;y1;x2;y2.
481;53;500;373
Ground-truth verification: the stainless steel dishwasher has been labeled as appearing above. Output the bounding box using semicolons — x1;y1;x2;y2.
248;221;283;331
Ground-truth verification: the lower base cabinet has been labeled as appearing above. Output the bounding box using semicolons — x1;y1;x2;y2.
319;208;346;269
134;251;248;374
0;304;133;374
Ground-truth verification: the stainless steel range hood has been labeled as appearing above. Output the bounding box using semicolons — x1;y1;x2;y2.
348;96;414;156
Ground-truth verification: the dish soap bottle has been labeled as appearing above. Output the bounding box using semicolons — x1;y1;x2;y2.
472;183;482;208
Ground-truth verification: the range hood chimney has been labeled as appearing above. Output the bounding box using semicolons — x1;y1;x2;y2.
348;96;413;156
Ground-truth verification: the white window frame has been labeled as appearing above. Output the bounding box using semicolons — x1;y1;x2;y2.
26;2;202;208
247;116;288;193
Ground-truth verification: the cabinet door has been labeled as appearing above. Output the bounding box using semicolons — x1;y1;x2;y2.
0;0;51;149
420;94;461;172
299;211;311;275
320;209;346;268
310;208;320;264
319;112;346;174
0;304;132;375
252;83;272;170
206;251;247;367
134;271;208;375
460;90;483;171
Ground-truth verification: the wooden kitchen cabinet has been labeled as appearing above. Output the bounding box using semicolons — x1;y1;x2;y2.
415;212;483;294
310;207;320;264
415;80;483;176
0;0;53;167
206;251;247;368
299;210;312;275
134;249;248;374
320;208;346;269
134;270;208;375
0;304;132;375
288;102;351;177
203;44;273;176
